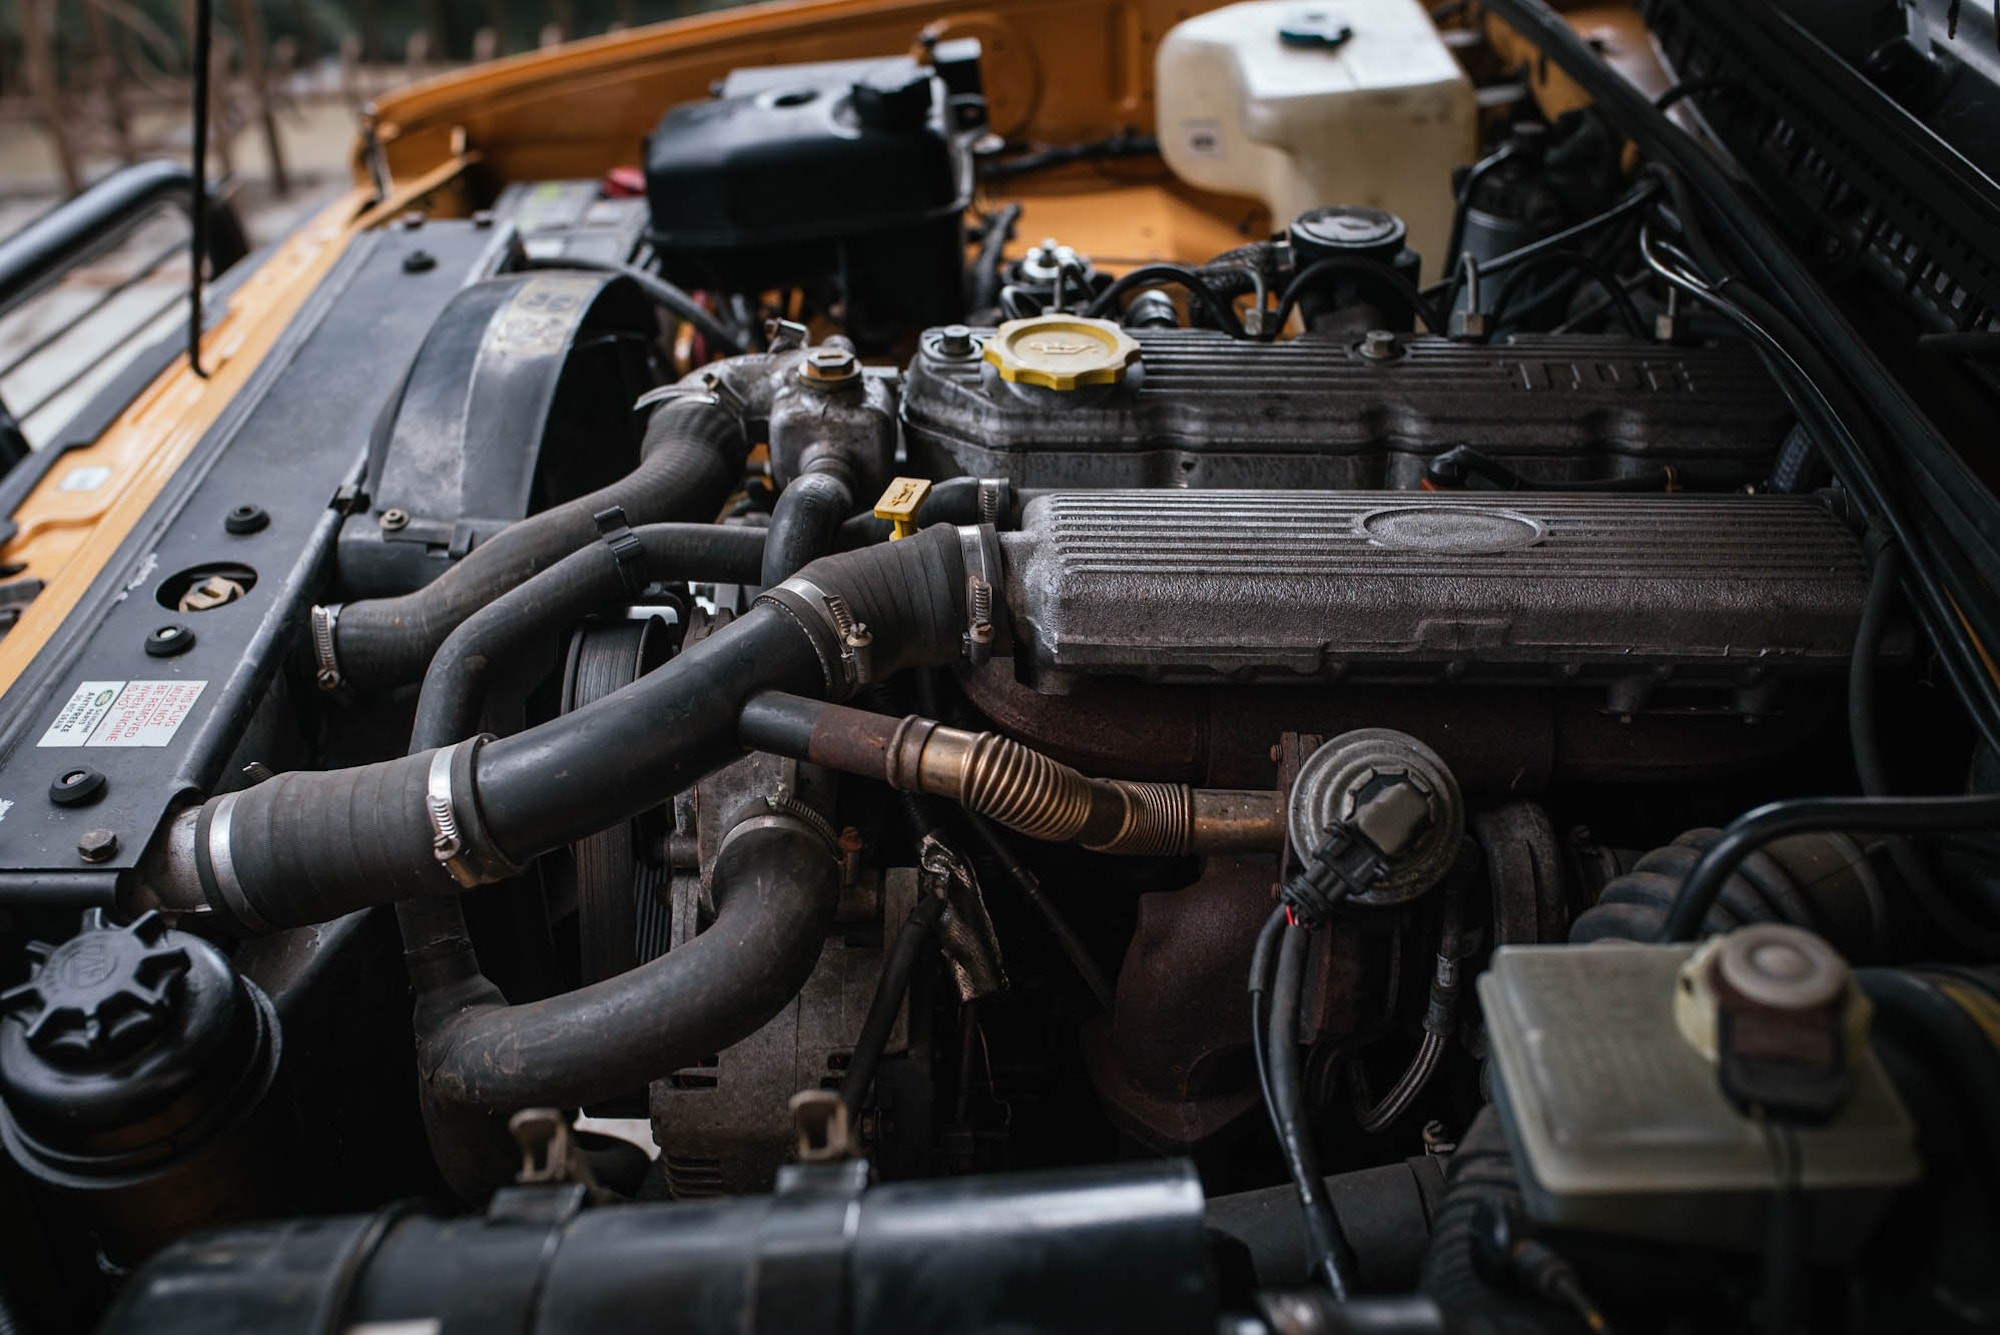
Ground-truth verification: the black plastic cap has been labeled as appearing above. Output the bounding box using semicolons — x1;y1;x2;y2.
929;37;985;98
1278;9;1354;49
852;66;935;133
2;912;189;1063
223;504;270;535
1289;206;1409;263
48;765;107;807
0;910;270;1157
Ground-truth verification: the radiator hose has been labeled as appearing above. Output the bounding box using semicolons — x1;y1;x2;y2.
157;522;975;932
401;809;839;1113
322;352;808;692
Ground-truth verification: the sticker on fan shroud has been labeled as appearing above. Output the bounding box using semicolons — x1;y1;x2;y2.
37;680;206;748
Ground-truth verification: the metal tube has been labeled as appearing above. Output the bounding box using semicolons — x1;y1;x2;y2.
742;693;1285;856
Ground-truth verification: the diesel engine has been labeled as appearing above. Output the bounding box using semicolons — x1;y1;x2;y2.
1;2;1997;1332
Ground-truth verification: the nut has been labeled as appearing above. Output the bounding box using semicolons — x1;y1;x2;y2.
800;346;861;385
380;508;410;531
1358;329;1403;362
77;829;120;863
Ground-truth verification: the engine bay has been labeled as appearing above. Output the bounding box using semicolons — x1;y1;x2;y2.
1;1;1998;1332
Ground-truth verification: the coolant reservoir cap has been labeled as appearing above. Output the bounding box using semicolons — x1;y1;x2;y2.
983;314;1140;391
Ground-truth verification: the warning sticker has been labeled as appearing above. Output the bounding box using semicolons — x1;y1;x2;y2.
37;680;206;749
37;681;125;747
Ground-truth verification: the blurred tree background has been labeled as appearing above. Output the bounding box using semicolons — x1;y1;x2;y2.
1;0;738;83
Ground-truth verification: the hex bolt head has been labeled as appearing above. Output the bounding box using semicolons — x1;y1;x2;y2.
1358;329;1402;362
76;829;120;863
379;508;410;531
800;346;860;385
224;503;269;535
402;249;437;274
145;623;195;657
49;767;107;807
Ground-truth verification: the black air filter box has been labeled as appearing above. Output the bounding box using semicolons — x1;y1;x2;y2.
643;54;975;337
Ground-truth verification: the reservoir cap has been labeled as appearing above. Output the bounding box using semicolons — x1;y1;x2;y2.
983;314;1141;391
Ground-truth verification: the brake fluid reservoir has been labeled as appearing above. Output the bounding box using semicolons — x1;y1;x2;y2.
1155;0;1476;279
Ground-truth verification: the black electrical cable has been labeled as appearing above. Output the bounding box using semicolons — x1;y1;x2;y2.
1851;542;1905;798
1846;544;2000;952
961;813;1116;1014
1051;258;1090;314
1717;280;2000;744
1654;75;1741;112
997;284;1037;321
187;0;212;378
520;254;750;355
1758;1122;1803;1335
1084;264;1248;336
841;893;947;1113
1444;145;1517;274
1424;444;1731;493
1915;330;2000;357
1638;225;2000;756
1484;247;1647;337
1657;793;2000;942
1249;906;1286;1124
1430;179;1660;314
1638;221;2000;948
1483;0;2000;749
1272;256;1448;336
980;132;1161;180
1549;271;1651;335
1858;967;2000;1191
1261;918;1360;1297
969;202;1022;312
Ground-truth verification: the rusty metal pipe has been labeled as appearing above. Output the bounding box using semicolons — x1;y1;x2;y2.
740;692;1283;856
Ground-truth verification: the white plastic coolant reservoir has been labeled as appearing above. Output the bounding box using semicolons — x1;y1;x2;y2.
1156;0;1477;279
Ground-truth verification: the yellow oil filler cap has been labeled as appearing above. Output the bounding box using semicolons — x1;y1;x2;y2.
982;314;1141;391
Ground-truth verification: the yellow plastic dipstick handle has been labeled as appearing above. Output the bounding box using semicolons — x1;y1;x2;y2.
874;476;932;540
